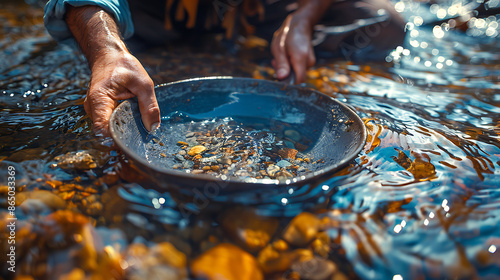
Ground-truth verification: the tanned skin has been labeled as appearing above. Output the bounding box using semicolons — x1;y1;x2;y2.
66;5;160;135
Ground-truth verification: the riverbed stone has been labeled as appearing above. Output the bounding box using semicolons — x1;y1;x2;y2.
220;207;279;252
54;150;101;170
278;148;298;160
284;130;301;142
291;257;337;280
188;145;206;156
191;243;263;280
266;164;280;177
257;246;314;274
282;212;321;247
17;190;66;212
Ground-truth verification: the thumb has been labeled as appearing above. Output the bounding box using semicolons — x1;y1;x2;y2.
129;80;161;132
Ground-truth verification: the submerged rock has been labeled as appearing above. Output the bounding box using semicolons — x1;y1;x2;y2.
220;207;279;252
53;150;101;170
284;130;301;142
191;243;263;280
124;242;187;280
282;212;321;247
17;190;66;213
291;257;337;280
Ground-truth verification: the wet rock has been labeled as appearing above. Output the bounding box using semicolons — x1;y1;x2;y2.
284;140;295;149
291;257;337;280
266;164;280;177
175;154;186;162
124;242;187;280
284;130;301;142
217;157;232;165
282;212;321;247
311;232;331;257
191;243;263;280
257;245;291;274
220;207;279;252
183;161;194;169
278;148;298;160
53;150;101;170
277;160;292;168
257;246;314;274
43;210;99;271
151;242;187;270
276;170;294;180
17;190;66;212
188;145;206;156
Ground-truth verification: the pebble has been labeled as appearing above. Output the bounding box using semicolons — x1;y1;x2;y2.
211;165;220;172
188;145;207;156
191;243;264;280
266;164;280;177
42;210;98;270
151;242;187;269
291;257;337;280
183;161;194;169
167;122;314;180
16;190;66;212
278;148;298;160
282;212;321;247
217;157;232;165
257;246;314;274
284;140;295;149
284;130;301;142
220;207;279;252
277;170;294;179
175;155;185;162
276;160;292;168
54;150;99;170
124;242;187;280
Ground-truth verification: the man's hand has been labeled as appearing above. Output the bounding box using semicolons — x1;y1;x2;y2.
66;5;160;136
85;50;159;135
271;14;315;84
271;0;332;84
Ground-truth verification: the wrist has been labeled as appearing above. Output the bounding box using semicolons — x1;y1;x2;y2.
294;0;333;27
66;5;128;69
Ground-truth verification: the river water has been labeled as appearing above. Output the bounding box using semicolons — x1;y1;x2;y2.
1;0;499;279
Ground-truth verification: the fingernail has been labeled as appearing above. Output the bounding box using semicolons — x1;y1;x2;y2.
277;68;288;78
150;122;160;132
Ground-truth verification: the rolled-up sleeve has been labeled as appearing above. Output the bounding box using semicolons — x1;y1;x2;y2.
43;0;134;41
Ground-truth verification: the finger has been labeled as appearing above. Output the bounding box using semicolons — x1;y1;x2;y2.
307;46;316;68
129;77;161;132
290;52;308;84
88;93;117;137
271;35;291;80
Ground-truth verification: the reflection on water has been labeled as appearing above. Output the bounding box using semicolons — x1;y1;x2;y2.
1;0;500;279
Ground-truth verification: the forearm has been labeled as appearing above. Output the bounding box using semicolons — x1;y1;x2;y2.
295;0;335;27
65;5;128;69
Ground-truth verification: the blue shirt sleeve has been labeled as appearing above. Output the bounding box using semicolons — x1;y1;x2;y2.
43;0;134;41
